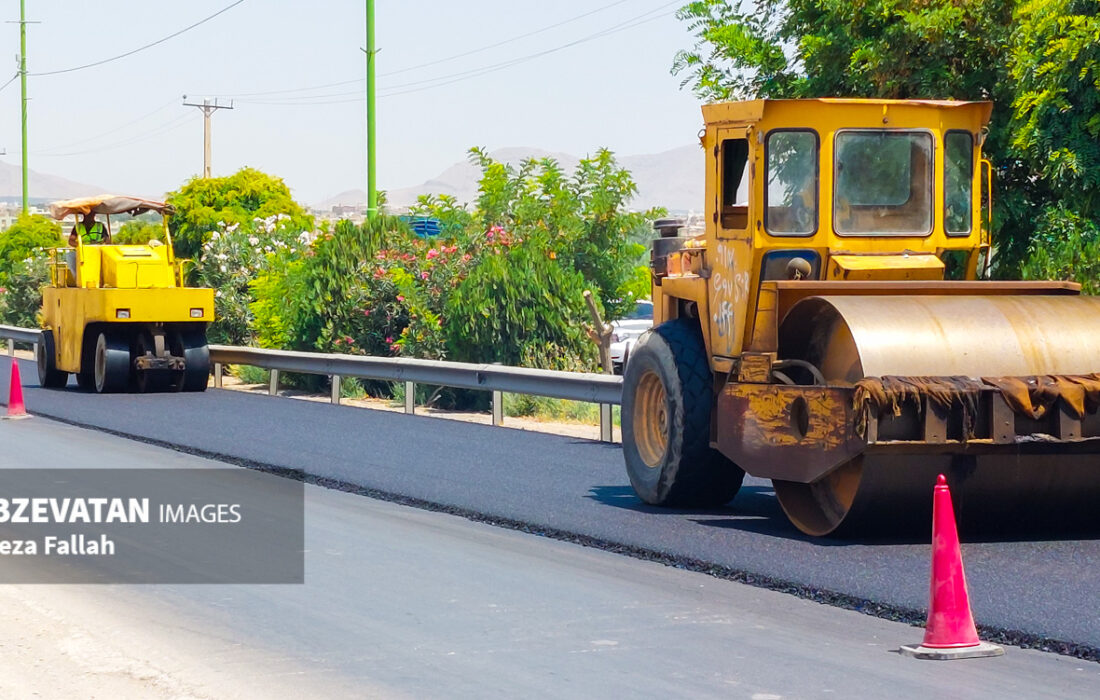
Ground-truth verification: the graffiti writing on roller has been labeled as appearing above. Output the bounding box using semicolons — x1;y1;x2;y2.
711;243;748;344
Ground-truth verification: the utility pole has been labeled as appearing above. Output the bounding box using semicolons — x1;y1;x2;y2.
365;0;377;219
182;96;233;178
17;0;33;212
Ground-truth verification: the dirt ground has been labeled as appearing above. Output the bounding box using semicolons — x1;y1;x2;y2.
218;374;622;443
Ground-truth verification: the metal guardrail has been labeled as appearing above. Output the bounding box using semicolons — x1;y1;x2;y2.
0;324;40;346
0;325;623;441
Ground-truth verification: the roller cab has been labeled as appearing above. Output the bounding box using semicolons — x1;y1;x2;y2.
622;99;1100;536
36;195;213;394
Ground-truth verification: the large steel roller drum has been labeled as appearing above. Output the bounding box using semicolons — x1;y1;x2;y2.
772;294;1100;537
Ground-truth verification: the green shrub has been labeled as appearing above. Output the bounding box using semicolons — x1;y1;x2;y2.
1020;205;1100;294
0;255;49;327
0;214;61;281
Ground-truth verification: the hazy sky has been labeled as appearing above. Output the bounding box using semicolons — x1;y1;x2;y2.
0;1;706;204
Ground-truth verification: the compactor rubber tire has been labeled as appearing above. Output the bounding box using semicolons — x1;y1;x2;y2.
93;330;131;394
36;330;68;389
170;328;210;393
622;318;744;507
76;333;96;391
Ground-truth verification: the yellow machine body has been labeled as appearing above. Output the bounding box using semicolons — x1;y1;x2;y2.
42;244;213;373
629;98;1100;536
37;195;213;394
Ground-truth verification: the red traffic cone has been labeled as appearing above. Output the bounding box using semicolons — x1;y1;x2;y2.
4;360;29;420
900;474;1003;659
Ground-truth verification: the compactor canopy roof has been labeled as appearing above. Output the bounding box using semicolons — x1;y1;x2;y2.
49;195;174;220
701;98;993;126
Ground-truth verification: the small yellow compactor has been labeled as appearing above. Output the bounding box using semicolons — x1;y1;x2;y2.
623;99;1100;536
36;195;213;394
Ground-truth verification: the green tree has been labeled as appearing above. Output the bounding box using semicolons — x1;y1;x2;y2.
114;220;163;245
0;214;62;282
1010;0;1100;218
167;167;313;260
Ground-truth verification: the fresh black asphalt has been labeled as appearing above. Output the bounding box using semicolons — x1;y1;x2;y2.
3;356;1098;655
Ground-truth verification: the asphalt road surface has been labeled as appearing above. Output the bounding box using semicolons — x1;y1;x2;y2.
1;417;1098;698
3;356;1100;656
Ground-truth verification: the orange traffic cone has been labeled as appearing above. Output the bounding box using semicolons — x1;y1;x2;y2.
4;360;29;420
900;474;1003;659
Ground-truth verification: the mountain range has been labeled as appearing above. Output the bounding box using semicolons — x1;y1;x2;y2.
319;144;705;214
0;160;105;203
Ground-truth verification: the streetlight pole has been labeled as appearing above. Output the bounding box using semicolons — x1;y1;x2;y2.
365;0;377;219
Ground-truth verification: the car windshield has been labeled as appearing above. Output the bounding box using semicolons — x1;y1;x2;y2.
623;301;653;321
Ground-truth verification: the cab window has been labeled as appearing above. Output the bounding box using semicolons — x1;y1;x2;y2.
765;130;818;236
944;131;973;235
834;130;933;235
720;138;750;230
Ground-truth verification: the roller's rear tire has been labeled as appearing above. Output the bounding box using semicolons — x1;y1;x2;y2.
170;328;209;393
36;330;68;389
93;330;130;394
622;318;744;507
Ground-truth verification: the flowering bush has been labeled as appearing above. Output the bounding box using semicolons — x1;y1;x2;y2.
191;215;308;344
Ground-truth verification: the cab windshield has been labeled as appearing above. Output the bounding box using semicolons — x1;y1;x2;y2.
834;131;932;235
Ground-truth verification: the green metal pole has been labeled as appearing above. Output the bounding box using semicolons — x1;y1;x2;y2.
19;0;28;213
366;0;377;219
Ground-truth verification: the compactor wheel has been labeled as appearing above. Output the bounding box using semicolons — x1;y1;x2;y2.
93;329;131;394
170;328;210;393
36;330;68;389
622;319;744;507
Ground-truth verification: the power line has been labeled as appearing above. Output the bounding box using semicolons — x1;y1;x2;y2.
378;0;633;78
233;2;678;106
0;72;18;93
30;112;199;157
31;0;246;77
33;98;179;153
204;0;640;100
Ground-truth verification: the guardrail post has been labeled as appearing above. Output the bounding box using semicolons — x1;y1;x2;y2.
492;390;503;426
213;363;223;388
6;339;12;357
404;381;415;414
269;369;279;396
331;375;341;405
599;403;613;443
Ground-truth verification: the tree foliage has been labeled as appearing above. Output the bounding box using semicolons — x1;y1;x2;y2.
671;0;1099;278
167;167;313;260
0;214;62;280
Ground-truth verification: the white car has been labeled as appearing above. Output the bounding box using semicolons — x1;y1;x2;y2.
610;300;653;374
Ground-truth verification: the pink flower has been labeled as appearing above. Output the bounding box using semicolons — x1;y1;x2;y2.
426;248;439;260
397;295;405;302
363;309;371;317
334;338;342;345
385;336;393;344
462;254;471;262
421;271;429;280
344;336;353;344
486;230;495;240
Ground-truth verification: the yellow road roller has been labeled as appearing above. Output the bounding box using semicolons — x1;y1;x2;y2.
623;99;1100;536
36;195;214;393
